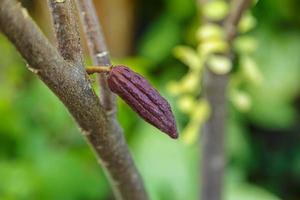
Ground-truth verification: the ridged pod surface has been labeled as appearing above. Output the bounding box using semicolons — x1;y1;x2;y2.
107;65;178;139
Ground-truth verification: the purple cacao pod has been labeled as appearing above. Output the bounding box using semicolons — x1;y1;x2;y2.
107;65;178;139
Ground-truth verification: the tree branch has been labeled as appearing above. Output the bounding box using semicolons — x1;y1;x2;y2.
47;0;83;65
75;0;116;112
225;0;251;43
74;1;148;198
0;0;147;199
200;1;251;200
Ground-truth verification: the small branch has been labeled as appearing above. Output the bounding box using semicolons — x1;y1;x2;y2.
74;2;148;198
0;1;148;200
224;0;251;43
200;1;251;200
47;0;83;65
75;0;111;65
75;0;116;112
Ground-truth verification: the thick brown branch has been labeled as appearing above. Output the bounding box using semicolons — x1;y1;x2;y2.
75;0;116;112
47;0;83;65
0;1;147;199
200;1;251;200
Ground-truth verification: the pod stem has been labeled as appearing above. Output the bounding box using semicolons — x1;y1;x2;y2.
86;65;112;74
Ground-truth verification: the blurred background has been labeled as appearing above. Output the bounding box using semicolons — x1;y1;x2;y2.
0;0;300;199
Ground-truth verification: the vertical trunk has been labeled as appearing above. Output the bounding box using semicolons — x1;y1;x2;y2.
201;72;227;200
199;0;251;200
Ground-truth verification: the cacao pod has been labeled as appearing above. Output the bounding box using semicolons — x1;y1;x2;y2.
107;65;178;139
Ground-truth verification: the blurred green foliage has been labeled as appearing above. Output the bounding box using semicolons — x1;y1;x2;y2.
0;0;300;199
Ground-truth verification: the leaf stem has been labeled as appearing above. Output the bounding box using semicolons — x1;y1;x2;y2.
86;65;112;75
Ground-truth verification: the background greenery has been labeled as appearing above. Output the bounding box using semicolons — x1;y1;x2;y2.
0;0;300;199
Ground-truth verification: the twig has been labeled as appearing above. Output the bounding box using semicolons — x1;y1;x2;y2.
47;0;82;65
225;0;251;43
74;1;148;198
200;1;251;200
75;0;115;112
0;0;148;199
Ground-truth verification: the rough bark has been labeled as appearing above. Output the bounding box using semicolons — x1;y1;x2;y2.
48;0;83;65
